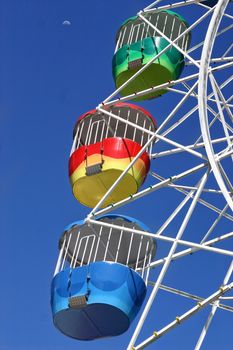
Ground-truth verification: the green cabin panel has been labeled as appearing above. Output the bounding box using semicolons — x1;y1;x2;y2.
112;10;191;101
113;37;185;101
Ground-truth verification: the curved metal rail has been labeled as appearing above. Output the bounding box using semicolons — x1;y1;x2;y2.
198;0;233;212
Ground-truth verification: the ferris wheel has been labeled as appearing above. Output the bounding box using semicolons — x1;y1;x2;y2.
51;0;233;349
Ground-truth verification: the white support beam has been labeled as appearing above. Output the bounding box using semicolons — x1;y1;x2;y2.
194;261;233;350
148;230;233;269
198;0;233;211
134;283;233;349
88;219;233;258
156;284;233;313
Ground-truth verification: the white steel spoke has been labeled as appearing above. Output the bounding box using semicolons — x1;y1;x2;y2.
210;73;233;124
156;134;207;160
153;182;228;194
186;56;233;66
158;81;199;135
183;80;233;108
134;283;233;349
222;43;233;58
198;0;233;211
209;75;233;159
150;172;233;221
217;147;233;161
152;136;233;159
221;296;233;300
200;202;230;243
195;94;233;145
100;61;231;108
144;0;199;12
88;219;233;258
218;164;233;194
194;261;233;350
88;162;208;219
197;1;233;20
157;75;233;153
156;284;233;313
159;105;199;138
188;23;233;54
143;0;165;11
206;103;233;135
127;171;209;350
101;73;200;106
138;13;201;69
152;179;203;237
149;231;233;269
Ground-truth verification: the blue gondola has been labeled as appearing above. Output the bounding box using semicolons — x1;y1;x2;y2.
51;215;156;340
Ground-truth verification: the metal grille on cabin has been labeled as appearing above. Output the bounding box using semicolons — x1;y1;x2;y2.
55;217;156;284
72;105;156;151
115;10;191;52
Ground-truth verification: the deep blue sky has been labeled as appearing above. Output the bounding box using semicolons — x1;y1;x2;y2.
1;1;232;349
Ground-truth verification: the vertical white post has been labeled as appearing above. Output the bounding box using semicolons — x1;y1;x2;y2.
61;233;72;271
135;235;143;270
54;237;66;276
103;228;113;261
87;236;96;265
126;232;134;266
141;241;150;279
194;260;233;350
70;230;80;268
127;170;209;350
93;226;103;262
115;229;124;262
145;253;152;287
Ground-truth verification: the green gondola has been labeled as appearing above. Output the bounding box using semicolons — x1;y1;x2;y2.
112;10;191;101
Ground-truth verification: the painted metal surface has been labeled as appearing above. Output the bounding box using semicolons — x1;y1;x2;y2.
51;262;147;340
69;138;150;207
113;10;191;100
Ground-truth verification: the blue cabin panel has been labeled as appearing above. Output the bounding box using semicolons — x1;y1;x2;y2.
51;261;147;340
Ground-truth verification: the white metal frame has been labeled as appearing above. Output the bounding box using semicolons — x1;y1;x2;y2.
54;221;155;283
68;0;233;348
198;0;233;211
